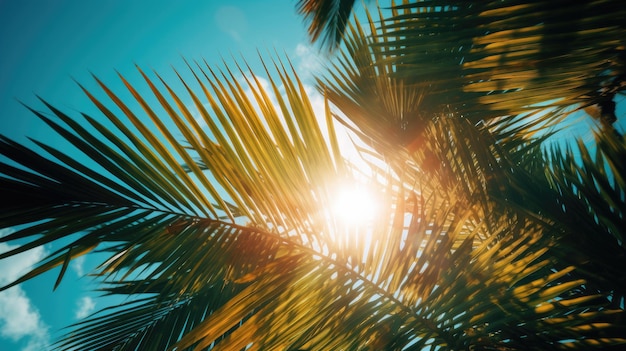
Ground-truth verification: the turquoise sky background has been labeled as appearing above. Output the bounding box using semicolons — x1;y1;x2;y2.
0;1;326;350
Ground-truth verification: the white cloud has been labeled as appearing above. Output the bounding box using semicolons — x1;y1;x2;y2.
0;229;51;350
74;296;96;319
0;287;50;348
71;255;85;277
294;43;325;81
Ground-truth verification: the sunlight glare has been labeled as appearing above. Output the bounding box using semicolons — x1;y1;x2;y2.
332;184;379;226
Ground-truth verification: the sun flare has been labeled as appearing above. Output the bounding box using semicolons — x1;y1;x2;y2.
331;185;379;226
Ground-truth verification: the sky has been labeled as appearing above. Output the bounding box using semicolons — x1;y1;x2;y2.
0;1;328;349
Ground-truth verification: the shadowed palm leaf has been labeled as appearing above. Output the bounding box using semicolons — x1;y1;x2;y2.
374;0;626;135
296;0;360;51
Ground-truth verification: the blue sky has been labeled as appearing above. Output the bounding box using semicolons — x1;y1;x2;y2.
0;1;326;349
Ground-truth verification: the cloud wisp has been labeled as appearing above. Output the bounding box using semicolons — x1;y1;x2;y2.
215;6;247;42
74;296;96;320
71;255;86;277
294;43;325;81
0;229;51;351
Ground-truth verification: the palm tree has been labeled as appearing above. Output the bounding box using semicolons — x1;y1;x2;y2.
1;2;625;351
299;0;626;134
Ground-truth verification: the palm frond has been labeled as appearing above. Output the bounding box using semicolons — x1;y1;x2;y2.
0;54;359;348
313;6;626;349
296;0;360;51
543;133;626;304
377;0;626;133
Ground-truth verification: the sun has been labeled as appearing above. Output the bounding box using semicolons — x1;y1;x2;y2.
331;184;379;226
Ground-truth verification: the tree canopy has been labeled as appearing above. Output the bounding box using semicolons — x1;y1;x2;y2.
1;1;625;350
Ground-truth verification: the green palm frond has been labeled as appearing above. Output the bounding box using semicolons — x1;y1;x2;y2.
376;0;626;133
54;223;296;351
314;7;625;349
549;134;625;245
322;7;538;227
321;6;431;154
0;55;356;348
543;133;626;303
296;0;360;51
